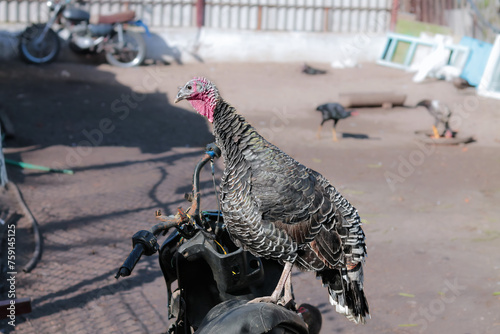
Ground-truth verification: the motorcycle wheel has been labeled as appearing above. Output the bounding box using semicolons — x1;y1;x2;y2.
104;30;146;68
18;24;60;64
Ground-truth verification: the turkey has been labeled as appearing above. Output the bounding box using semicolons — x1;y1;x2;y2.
315;103;358;141
175;77;369;324
415;99;453;138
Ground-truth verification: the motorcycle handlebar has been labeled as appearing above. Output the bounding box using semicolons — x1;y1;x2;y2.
115;243;145;278
115;144;221;279
115;229;160;278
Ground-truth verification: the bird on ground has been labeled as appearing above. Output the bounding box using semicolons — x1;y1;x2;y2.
302;63;327;75
315;103;358;142
415;99;453;138
453;77;474;90
175;77;369;324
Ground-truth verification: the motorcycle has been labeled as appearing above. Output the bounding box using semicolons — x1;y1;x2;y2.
115;144;323;334
18;0;148;67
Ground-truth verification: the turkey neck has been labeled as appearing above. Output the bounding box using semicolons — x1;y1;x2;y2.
212;99;255;162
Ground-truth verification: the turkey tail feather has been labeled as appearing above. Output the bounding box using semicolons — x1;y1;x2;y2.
319;266;370;324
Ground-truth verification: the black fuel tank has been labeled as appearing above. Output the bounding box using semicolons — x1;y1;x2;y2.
62;7;90;23
88;24;113;37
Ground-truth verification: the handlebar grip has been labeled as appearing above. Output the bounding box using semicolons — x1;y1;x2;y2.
115;243;145;278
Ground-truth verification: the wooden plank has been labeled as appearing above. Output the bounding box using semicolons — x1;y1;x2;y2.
0;298;32;319
339;92;407;108
323;6;329;31
390;0;398;31
257;5;262;30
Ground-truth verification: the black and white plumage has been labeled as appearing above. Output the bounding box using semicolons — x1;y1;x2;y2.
316;103;357;141
175;77;369;324
416;99;453;137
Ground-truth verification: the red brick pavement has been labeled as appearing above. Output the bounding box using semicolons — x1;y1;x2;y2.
0;62;220;333
2;60;500;334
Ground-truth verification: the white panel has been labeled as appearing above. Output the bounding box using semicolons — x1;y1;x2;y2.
478;35;500;99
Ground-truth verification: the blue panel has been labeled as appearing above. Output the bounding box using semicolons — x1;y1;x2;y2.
459;36;493;86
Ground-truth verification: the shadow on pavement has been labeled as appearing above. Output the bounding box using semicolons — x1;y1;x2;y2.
0;60;215;333
0;61;212;154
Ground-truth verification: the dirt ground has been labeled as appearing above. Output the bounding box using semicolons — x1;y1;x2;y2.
1;58;500;334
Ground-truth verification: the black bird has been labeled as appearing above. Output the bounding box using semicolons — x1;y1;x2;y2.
316;103;358;141
415;99;453;138
302;63;327;75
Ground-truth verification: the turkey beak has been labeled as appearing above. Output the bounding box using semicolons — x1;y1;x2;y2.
174;87;189;103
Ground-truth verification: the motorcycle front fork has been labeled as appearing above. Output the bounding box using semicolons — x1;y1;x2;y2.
114;24;126;49
33;2;71;45
99;23;125;53
34;13;59;44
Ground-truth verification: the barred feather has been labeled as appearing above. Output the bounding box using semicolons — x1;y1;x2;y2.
212;98;369;323
178;78;369;323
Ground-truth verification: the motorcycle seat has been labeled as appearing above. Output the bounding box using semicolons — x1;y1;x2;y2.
94;10;135;24
195;300;309;334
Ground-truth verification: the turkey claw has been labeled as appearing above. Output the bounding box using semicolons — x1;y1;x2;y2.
248;296;277;304
248;296;288;306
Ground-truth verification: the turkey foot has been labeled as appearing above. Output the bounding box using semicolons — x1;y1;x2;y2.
432;125;440;139
248;262;293;306
331;128;338;142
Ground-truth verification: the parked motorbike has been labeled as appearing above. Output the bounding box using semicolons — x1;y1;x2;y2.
18;0;148;67
115;144;322;334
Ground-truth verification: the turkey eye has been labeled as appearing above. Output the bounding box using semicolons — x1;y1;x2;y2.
187;85;192;90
